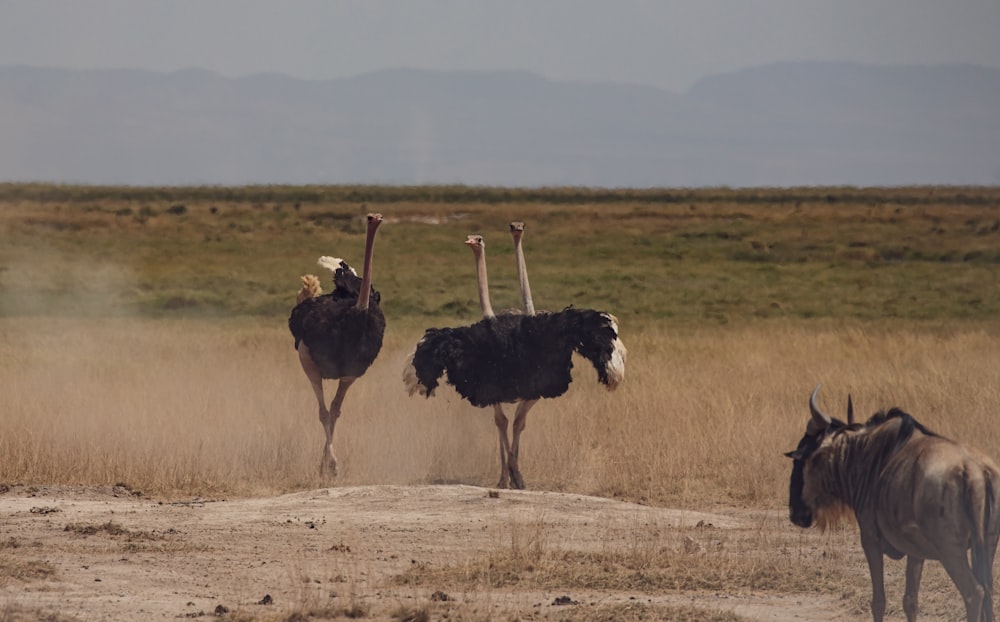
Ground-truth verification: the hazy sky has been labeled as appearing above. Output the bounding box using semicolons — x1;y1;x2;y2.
2;1;999;91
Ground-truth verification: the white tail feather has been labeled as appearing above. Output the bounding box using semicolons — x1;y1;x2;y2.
402;349;429;397
317;256;356;276
602;313;627;390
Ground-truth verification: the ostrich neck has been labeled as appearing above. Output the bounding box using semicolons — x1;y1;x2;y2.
355;221;379;310
513;236;535;316
474;247;495;318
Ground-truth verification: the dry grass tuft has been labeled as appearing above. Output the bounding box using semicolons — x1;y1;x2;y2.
63;521;134;537
571;602;750;622
0;557;57;584
0;604;82;622
389;605;430;622
393;518;869;598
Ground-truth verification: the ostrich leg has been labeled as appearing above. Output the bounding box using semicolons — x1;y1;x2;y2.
493;404;513;488
320;377;356;477
507;399;538;489
298;344;355;477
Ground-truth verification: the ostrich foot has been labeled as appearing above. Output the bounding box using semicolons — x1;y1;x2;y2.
496;471;510;489
319;455;338;478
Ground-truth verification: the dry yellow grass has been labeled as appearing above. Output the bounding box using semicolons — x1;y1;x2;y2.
2;317;997;509
2;316;997;619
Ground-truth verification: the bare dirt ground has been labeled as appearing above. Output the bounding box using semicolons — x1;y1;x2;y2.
0;484;875;622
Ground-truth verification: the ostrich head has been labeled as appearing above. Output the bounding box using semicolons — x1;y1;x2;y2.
509;221;525;241
464;234;485;253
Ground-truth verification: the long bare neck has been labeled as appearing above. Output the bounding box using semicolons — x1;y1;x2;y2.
472;244;495;318
355;214;382;310
511;227;535;315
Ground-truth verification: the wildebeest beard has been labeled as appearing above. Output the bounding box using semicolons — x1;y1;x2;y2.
786;419;856;530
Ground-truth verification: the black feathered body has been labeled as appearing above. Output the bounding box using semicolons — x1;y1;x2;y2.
409;308;623;407
289;262;385;380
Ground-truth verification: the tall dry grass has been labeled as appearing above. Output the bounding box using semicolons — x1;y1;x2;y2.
2;317;997;508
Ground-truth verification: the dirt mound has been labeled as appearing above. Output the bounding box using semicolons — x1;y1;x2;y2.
0;484;849;620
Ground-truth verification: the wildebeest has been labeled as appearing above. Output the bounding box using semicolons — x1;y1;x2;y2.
786;385;1000;622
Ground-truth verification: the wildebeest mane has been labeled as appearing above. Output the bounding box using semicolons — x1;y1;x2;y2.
864;407;940;458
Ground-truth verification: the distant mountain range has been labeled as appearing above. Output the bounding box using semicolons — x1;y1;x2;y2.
1;62;998;187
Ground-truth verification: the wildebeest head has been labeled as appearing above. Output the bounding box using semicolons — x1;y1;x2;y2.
785;385;856;528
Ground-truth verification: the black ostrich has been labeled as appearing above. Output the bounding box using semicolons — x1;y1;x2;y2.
501;220;539;489
403;229;627;489
289;213;385;476
462;233;522;489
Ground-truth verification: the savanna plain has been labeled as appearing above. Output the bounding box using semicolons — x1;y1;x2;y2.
1;185;999;621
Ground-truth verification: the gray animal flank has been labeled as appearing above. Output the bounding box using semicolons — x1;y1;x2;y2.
786;385;1000;622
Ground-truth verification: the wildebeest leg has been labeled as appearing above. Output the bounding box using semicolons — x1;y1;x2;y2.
493;405;512;489
902;556;924;622
507;399;538;490
938;550;984;622
319;377;356;477
860;535;887;622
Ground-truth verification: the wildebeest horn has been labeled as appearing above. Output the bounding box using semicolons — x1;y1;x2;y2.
847;394;854;425
807;384;832;435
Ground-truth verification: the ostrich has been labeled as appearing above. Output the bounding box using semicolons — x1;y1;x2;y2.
404;230;627;489
461;233;522;489
502;220;540;488
289;213;385;477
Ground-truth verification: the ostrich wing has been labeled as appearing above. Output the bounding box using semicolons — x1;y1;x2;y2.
552;308;627;390
408;316;536;407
